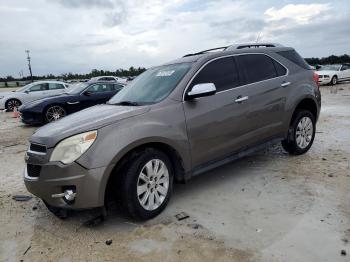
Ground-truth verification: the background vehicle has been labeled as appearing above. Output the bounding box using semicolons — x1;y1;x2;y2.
0;81;68;111
19;82;124;124
89;76;128;84
24;43;321;220
316;64;350;85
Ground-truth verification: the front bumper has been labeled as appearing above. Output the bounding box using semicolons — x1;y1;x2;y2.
318;77;331;85
19;110;44;125
24;160;108;209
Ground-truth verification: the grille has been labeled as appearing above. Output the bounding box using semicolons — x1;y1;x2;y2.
30;143;47;153
318;75;323;78
27;164;42;178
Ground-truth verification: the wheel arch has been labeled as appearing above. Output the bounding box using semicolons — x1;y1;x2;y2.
103;141;187;205
5;97;22;109
288;97;318;131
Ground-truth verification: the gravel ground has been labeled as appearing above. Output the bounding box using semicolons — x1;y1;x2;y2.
0;84;349;262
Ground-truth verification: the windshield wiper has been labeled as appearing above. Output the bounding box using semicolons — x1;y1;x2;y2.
111;101;140;106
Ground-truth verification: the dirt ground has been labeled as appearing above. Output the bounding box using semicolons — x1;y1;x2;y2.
0;84;349;262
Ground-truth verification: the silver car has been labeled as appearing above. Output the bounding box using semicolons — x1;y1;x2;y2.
0;81;69;111
24;43;321;220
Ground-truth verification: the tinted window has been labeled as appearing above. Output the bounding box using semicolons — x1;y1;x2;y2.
190;57;239;92
48;83;64;90
277;50;310;69
273;60;287;76
237;54;277;84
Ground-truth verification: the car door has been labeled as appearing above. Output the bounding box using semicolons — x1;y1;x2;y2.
339;64;350;81
183;56;253;168
26;83;49;102
235;54;288;144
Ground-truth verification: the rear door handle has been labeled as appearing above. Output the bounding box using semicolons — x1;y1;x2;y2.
281;81;291;87
235;96;249;103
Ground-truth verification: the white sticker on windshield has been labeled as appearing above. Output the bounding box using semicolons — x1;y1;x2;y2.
156;70;175;77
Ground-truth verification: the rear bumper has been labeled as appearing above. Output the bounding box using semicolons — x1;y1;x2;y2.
24;161;107;209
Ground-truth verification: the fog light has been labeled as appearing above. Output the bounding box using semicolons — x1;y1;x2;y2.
64;189;76;201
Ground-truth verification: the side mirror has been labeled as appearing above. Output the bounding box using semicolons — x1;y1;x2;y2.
24;90;29;94
83;91;92;96
186;83;216;100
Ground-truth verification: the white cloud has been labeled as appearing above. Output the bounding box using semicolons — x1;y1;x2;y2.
0;0;349;77
264;3;331;24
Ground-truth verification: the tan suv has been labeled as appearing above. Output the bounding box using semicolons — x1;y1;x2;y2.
24;43;321;220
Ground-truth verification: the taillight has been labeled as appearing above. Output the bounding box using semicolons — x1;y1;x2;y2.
313;72;320;88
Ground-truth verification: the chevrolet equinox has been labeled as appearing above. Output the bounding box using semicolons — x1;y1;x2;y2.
24;43;321;220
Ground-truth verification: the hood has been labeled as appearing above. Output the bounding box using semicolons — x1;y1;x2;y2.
0;91;19;97
316;70;336;75
31;104;150;147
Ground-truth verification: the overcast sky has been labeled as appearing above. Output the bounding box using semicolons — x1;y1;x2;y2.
0;0;349;77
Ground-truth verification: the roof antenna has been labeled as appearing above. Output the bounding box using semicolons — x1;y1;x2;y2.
255;32;262;43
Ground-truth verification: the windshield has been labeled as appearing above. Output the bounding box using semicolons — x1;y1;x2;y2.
108;63;191;105
66;83;89;94
319;64;341;71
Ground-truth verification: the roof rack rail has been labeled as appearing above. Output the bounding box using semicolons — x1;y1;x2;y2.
226;43;284;50
183;43;284;57
183;46;229;57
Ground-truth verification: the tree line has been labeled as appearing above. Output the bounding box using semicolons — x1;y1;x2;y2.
1;54;350;82
304;54;350;66
0;66;146;82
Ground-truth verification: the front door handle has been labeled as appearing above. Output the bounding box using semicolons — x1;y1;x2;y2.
235;96;249;103
281;81;291;88
67;101;80;105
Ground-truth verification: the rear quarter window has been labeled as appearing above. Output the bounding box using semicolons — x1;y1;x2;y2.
277;50;311;70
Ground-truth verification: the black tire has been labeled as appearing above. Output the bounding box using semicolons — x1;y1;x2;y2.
120;148;174;220
5;99;22;111
330;75;337;85
44;105;66;123
282;110;316;155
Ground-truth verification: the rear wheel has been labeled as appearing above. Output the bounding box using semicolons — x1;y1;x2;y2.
120;148;173;220
5;99;21;111
282;110;315;155
45;105;66;123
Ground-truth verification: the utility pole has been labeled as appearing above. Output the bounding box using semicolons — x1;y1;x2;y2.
25;50;33;82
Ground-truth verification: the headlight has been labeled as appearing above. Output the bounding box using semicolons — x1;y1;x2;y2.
50;130;97;164
324;75;330;78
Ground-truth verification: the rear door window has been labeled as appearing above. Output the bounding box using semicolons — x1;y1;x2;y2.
236;54;278;84
48;83;65;90
190;57;240;92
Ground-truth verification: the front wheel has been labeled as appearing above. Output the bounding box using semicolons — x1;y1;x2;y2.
282;110;316;155
120;148;173;220
45;105;66;123
331;75;337;85
5;99;22;111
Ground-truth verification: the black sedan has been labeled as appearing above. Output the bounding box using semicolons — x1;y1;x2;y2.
19;82;125;125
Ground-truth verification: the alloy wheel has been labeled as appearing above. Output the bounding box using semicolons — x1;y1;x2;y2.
295;116;313;149
46;106;66;122
137;159;169;211
6;99;21;111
